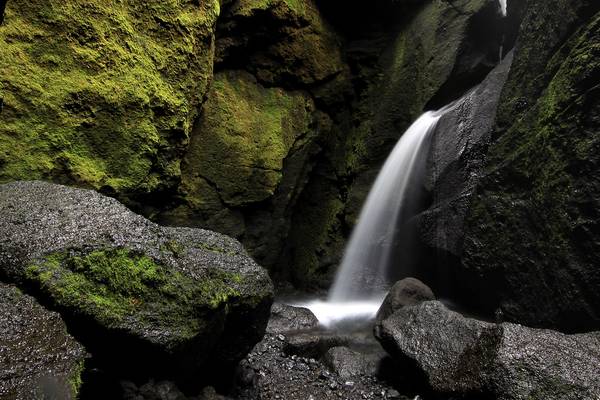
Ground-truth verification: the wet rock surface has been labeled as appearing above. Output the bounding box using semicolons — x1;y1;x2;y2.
0;181;273;385
232;301;418;400
323;346;381;379
266;303;320;334
376;301;600;399
375;278;435;324
234;333;408;400
0;282;86;399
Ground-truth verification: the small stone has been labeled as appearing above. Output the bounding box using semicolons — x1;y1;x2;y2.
277;334;286;341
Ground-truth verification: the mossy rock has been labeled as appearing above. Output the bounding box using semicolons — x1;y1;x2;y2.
181;70;315;208
462;4;600;331
217;0;347;88
0;0;219;200
0;181;273;382
0;282;86;399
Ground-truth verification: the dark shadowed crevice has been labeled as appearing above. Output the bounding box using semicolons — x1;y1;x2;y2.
0;0;6;25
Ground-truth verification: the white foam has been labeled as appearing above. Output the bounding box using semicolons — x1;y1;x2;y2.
295;300;384;328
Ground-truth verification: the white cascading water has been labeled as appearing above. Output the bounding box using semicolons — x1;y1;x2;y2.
295;1;509;329
499;0;507;16
298;108;450;327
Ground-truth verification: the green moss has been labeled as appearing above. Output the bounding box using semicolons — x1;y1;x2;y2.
180;70;312;208
0;0;219;198
68;359;85;398
25;248;241;337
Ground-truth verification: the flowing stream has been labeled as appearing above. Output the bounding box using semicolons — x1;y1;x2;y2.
298;107;453;327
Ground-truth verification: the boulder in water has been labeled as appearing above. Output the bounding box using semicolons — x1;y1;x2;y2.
375;277;435;324
0;181;274;384
375;301;600;399
0;282;86;399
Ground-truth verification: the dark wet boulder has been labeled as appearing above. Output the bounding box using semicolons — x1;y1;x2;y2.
375;278;435;324
266;303;319;334
0;282;86;399
375;301;600;399
323;346;380;379
0;181;273;384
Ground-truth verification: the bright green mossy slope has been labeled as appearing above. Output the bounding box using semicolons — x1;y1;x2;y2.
0;0;219;198
24;248;241;339
180;70;313;209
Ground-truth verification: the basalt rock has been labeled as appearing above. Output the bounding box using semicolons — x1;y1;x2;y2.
461;0;600;331
266;303;319;334
375;278;435;325
0;181;273;385
375;301;600;399
323;346;380;379
0;282;86;399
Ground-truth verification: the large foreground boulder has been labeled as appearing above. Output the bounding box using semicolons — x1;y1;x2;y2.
0;282;86;399
0;181;274;383
375;301;600;399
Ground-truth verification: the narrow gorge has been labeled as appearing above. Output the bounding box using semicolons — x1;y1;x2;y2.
1;0;599;399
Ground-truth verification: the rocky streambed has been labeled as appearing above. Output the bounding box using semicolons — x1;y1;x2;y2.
1;181;599;400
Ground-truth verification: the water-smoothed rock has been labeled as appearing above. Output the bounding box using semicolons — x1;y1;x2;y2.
266;303;319;334
375;278;435;324
0;181;273;384
375;301;600;399
0;282;86;399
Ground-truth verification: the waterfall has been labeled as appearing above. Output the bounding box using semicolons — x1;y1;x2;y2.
297;106;453;327
329;111;444;302
499;0;507;16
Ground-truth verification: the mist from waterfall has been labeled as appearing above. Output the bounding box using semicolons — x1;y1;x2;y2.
297;107;453;327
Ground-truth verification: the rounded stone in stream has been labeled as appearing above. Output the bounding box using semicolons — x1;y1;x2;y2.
266;303;319;334
0;181;274;383
0;282;86;399
375;277;435;324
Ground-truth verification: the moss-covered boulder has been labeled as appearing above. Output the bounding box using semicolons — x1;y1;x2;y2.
183;70;315;208
0;0;219;201
0;282;86;399
0;181;273;384
162;69;326;270
461;1;600;331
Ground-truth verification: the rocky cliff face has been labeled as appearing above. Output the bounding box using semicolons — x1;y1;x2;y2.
2;0;598;333
460;0;600;332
